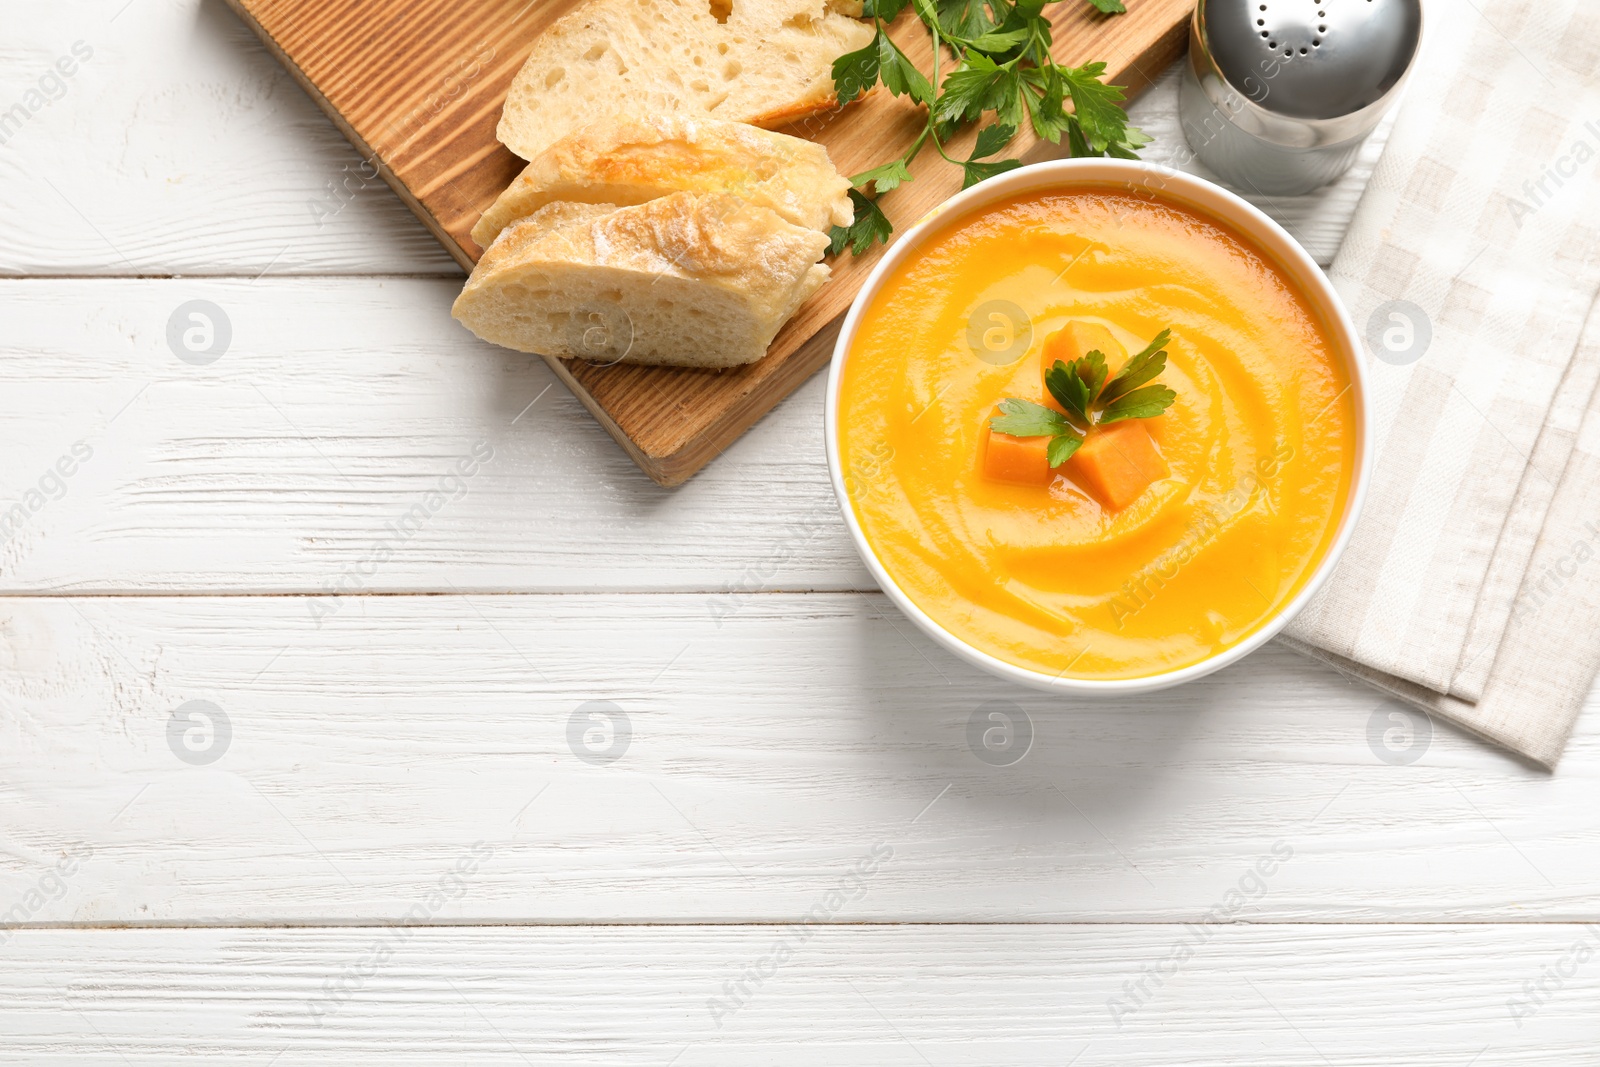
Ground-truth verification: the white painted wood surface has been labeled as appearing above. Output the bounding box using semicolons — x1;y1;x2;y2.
0;0;456;276
4;926;1598;1064
2;596;1596;924
0;277;868;593
0;3;1375;277
1;0;1584;1062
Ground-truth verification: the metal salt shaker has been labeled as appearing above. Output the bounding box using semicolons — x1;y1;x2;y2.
1178;0;1425;196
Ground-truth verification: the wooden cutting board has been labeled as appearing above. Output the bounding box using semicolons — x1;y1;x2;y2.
223;0;1193;485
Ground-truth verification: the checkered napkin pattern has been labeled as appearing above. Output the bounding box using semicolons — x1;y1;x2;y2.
1278;0;1600;767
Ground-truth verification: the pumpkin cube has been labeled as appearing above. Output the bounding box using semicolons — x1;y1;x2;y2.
982;428;1053;486
1041;321;1127;391
1068;419;1168;511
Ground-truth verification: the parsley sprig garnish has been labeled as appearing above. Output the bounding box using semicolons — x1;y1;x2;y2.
989;329;1176;466
827;0;1149;256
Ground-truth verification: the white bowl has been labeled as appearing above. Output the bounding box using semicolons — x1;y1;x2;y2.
824;158;1372;694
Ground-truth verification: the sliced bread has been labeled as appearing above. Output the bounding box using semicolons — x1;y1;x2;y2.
452;193;830;369
471;113;853;249
496;0;873;162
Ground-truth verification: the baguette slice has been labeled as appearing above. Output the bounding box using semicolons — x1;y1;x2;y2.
453;193;830;369
471;113;853;249
496;0;873;162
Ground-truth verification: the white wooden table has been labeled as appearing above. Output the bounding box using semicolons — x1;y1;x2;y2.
3;2;1598;1062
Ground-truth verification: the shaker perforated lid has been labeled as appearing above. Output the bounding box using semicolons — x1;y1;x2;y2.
1200;0;1423;121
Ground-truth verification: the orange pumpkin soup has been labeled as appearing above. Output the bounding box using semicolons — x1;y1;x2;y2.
837;187;1355;680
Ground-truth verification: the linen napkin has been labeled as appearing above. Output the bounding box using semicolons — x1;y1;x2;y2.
1277;0;1600;767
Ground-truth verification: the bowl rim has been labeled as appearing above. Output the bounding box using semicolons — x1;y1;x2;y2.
823;157;1373;695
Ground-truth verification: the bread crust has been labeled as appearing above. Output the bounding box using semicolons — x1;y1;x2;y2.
471;113;853;248
495;0;873;162
454;195;830;368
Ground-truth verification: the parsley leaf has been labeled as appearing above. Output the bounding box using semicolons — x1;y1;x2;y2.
990;64;1025;128
1066;118;1092;156
1105;124;1152;159
992;327;1178;461
990;397;1073;438
1047;432;1084;466
968;27;1029;52
852;159;914;194
1009;0;1050;21
961;121;1023;186
1044;350;1107;423
932;52;1006;127
1085;0;1126;12
1059;61;1128;151
1099;328;1170;403
877;32;935;103
832;35;881;105
1022;68;1071;143
864;0;913;18
1044;360;1091;424
1098;384;1178;425
828;189;894;256
987;399;1085;468
960;157;1024;188
827;2;1145;254
934;0;995;38
970;121;1018;159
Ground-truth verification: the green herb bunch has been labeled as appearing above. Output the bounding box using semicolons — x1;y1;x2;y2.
990;329;1176;466
827;0;1150;256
